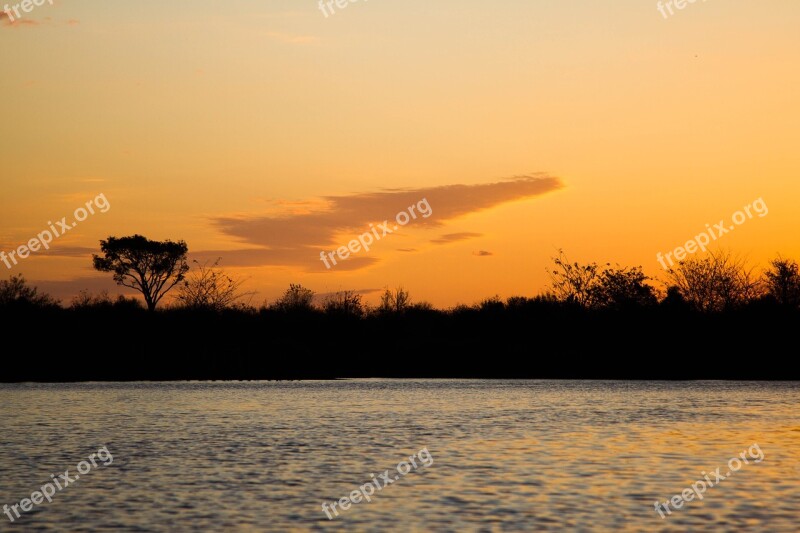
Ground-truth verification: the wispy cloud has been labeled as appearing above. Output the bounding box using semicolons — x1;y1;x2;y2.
473;250;494;257
1;12;40;27
42;246;97;258
204;174;563;272
190;248;380;272
1;11;79;28
430;232;483;245
0;244;97;258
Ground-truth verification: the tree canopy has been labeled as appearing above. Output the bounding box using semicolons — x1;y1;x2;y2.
93;235;189;311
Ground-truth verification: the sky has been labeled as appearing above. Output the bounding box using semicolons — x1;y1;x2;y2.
1;0;799;307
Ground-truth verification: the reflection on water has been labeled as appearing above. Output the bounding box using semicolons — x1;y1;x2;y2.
0;380;798;531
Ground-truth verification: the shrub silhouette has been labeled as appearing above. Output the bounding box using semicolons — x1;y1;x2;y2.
0;275;57;309
272;284;315;312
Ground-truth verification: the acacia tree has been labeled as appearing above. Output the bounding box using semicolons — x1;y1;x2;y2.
93;235;189;312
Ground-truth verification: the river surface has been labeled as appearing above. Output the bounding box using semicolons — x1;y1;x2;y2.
0;380;798;531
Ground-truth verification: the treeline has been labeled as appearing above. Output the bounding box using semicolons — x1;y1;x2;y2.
1;250;798;381
4;249;800;314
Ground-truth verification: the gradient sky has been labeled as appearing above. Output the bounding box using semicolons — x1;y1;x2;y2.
1;0;798;306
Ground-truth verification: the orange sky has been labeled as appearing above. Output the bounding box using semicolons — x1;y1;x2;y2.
1;1;799;306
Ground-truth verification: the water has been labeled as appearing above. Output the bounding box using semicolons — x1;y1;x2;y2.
0;380;797;531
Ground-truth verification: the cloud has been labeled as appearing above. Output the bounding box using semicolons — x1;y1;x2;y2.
1;10;79;28
1;12;40;27
43;246;97;258
206;174;563;272
0;243;96;258
473;250;494;257
190;248;379;272
430;232;483;245
396;248;417;253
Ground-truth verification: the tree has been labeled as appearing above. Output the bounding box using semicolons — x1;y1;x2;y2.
379;286;411;313
661;285;690;312
322;290;364;317
92;235;189;312
763;256;800;308
547;250;602;307
478;295;505;312
591;266;658;310
548;251;657;309
0;275;57;308
175;259;254;311
273;284;315;312
667;250;759;312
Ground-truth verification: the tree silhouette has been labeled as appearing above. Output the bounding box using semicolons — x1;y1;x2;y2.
93;235;189;312
0;275;56;308
667;250;759;312
273;284;315;312
548;251;656;309
379;286;411;313
322;290;364;317
176;259;254;311
591;266;658;310
764;256;800;308
548;250;601;307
